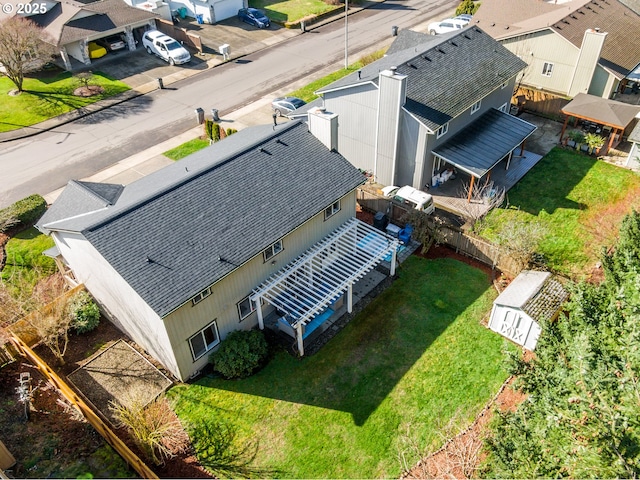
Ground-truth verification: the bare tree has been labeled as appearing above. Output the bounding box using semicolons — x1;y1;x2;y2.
26;287;73;364
494;216;548;274
457;180;506;231
0;16;55;92
400;210;445;254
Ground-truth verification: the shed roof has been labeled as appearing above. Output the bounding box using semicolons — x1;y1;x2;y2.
561;92;640;128
317;27;527;131
431;108;537;178
38;121;366;317
494;270;569;322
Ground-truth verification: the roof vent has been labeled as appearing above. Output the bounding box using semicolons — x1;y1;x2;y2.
586;5;592;10
450;41;458;47
436;47;446;54
407;62;417;69
421;54;431;61
595;27;600;32
390;66;397;73
463;33;471;40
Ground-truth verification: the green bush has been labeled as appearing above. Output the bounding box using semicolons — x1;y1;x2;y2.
204;119;214;141
68;291;101;333
212;123;221;142
0;194;47;232
209;330;269;379
226;128;237;136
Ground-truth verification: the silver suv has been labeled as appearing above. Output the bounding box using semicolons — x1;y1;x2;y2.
427;18;468;35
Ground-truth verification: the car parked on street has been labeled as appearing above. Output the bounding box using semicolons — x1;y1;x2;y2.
142;30;191;66
238;8;271;28
454;13;473;23
96;34;126;52
272;96;306;116
427;18;468;35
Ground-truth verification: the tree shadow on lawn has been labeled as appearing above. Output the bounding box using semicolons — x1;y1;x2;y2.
505;149;592;215
191;257;493;426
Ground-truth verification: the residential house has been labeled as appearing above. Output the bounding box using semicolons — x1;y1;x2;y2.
473;0;640;108
127;0;246;25
37;121;400;381
7;0;158;70
311;27;536;201
488;270;568;351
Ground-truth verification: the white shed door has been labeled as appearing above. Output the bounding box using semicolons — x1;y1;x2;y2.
213;0;240;21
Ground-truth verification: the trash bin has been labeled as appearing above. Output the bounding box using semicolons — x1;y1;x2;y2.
195;107;204;124
391;25;398;36
196;13;203;24
157;77;164;89
177;6;187;18
374;211;389;231
211;108;220;122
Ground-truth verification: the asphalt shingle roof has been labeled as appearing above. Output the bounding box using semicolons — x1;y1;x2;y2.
40;121;366;317
317;27;527;131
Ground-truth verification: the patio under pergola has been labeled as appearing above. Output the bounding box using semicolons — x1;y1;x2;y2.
251;218;399;356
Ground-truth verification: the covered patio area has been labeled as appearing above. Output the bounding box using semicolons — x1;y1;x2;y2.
430;108;538;217
250;218;399;356
559;93;640;154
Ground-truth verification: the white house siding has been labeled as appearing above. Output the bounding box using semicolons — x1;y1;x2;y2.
163;190;357;380
501;31;579;96
212;0;241;22
323;84;378;175
53;231;181;378
396;113;422;188
589;64;617;98
375;71;407;186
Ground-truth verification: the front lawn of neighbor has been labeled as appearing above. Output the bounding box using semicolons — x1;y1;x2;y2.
0;73;130;133
480;148;640;278
168;256;513;478
250;0;338;24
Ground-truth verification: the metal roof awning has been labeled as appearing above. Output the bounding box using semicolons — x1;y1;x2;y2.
250;218;399;354
560;93;640;130
432;108;537;178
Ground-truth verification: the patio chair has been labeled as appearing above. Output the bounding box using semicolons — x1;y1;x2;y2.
398;224;413;245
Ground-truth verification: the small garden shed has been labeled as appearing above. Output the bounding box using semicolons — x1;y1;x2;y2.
488;270;568;351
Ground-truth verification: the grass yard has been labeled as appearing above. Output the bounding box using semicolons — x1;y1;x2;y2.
164;138;211;160
480;148;640;278
249;0;338;24
0;72;130;133
1;227;56;297
168;256;513;478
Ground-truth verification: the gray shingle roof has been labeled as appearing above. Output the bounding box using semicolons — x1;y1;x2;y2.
317;27;527;131
41;121;366;317
561;93;640;129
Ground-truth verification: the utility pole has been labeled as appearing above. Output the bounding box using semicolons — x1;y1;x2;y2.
344;0;348;69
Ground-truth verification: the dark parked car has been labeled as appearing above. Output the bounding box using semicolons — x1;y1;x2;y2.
238;8;270;28
96;34;126;51
271;96;306;116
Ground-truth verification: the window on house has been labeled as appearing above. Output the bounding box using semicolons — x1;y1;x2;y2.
324;200;341;220
263;239;283;262
436;123;449;139
471;100;481;115
191;286;212;305
542;62;554;77
188;321;220;360
238;295;261;321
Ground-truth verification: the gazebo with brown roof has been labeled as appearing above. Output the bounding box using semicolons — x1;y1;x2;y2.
559;93;640;153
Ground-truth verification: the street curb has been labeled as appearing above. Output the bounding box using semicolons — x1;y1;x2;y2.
0;0;381;144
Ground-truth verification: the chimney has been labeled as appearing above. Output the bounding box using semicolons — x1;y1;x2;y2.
307;107;339;152
568;28;607;96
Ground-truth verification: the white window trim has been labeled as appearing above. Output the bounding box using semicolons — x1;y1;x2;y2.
188;320;220;361
263;239;283;262
324;200;341;220
436;122;449;139
191;286;212;305
238;295;262;321
471;100;481;115
542;62;554;77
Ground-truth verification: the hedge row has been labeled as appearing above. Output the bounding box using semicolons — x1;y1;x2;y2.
0;194;47;233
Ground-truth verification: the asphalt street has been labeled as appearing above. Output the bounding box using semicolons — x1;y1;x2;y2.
0;0;458;208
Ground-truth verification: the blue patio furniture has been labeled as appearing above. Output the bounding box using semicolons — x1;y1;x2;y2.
398;224;413;245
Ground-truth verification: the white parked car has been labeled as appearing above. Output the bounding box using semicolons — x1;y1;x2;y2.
427;18;468;35
142;30;191;65
382;185;435;214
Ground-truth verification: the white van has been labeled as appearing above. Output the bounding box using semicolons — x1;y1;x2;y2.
142;30;191;65
382;185;435;214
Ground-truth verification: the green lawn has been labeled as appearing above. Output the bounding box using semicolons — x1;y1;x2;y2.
168;256;512;478
164;138;211;160
1;227;56;297
480;148;640;277
250;0;339;24
0;72;130;133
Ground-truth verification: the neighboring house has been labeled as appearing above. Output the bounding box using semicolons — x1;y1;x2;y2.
130;0;247;25
627;120;640;169
488;270;569;351
37;121;400;381
312;27;537;194
7;0;158;70
473;0;640;102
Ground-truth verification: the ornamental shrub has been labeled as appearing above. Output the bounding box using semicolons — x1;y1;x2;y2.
209;330;269;379
68;291;101;333
0;194;47;232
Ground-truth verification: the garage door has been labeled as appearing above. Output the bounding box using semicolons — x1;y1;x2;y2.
213;0;241;21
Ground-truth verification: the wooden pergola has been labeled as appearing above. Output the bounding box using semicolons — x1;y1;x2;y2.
559;93;640;154
251;218;399;355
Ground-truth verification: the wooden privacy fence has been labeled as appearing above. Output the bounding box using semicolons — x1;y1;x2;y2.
357;187;520;276
157;19;203;54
